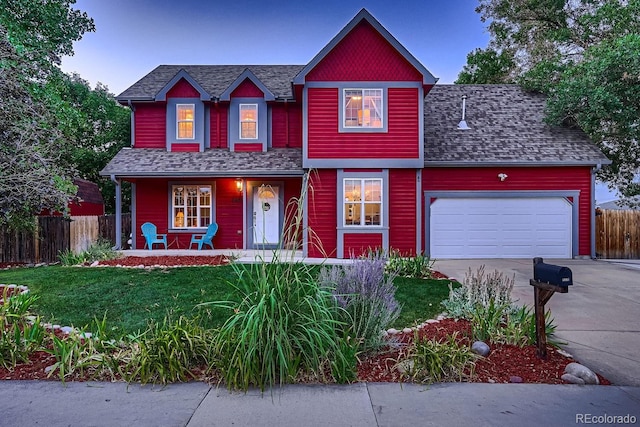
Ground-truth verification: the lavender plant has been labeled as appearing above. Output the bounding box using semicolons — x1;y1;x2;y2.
319;252;401;352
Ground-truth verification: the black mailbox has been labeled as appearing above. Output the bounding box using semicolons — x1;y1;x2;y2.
533;257;572;287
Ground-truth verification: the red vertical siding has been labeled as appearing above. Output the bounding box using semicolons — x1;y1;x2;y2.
389;169;417;255
166;79;200;98
134;103;166;148
271;103;302;148
210;104;228;148
307;170;338;257
422;167;593;256
306;20;422;82
307;88;420;158
231;79;264;98
343;233;383;257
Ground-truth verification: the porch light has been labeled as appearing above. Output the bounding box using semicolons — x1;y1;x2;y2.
235;178;243;193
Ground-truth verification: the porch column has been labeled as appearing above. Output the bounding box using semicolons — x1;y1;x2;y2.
111;174;122;250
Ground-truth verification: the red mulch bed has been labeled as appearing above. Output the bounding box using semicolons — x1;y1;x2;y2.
97;255;230;267
0;257;611;385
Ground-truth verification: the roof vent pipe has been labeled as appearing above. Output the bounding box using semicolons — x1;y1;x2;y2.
457;95;471;130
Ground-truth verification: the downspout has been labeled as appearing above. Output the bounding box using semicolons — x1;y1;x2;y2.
110;174;122;250
591;163;601;259
127;100;136;147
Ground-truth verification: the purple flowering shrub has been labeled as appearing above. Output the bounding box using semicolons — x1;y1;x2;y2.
319;252;401;352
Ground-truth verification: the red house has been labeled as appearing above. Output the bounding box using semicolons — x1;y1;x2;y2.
101;9;609;259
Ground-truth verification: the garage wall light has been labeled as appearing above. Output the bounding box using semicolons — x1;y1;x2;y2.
498;173;508;181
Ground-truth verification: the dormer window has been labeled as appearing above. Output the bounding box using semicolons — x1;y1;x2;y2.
176;104;195;139
343;89;383;128
240;104;258;139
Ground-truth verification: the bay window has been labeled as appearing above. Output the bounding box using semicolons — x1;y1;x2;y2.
172;185;212;228
343;179;382;226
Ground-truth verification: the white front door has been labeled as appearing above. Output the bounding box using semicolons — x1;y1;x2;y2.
430;197;572;259
253;185;280;245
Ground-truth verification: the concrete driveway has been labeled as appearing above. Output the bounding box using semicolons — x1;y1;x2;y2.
432;258;640;386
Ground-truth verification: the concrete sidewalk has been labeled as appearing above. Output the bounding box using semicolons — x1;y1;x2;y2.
432;258;640;387
1;381;638;427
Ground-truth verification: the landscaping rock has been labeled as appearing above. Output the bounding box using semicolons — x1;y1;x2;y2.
561;373;586;385
510;376;523;383
426;319;439;324
387;328;399;335
60;326;74;334
564;362;599;385
471;341;491;357
90;261;99;267
402;327;413;334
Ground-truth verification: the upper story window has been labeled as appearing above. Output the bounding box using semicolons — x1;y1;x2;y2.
176;104;195;139
172;185;212;229
240;104;258;139
343;178;382;227
343;89;383;128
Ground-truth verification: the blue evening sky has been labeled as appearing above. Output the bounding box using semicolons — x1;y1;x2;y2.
59;0;619;202
60;0;488;95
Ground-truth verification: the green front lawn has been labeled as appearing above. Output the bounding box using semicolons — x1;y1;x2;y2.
0;264;454;336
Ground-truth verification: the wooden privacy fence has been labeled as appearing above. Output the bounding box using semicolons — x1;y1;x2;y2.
596;209;640;259
0;214;131;264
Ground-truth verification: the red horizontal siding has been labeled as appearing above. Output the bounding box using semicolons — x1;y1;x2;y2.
306;20;422;82
231;79;264;98
134;103;166;148
214;178;245;249
423;167;593;256
210;104;228;148
307;170;337;257
171;143;200;152
344;233;383;258
167;79;200;98
234;143;263;152
389;169;417;255
307;88;420;159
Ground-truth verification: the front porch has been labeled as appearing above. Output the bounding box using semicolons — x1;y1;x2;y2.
117;249;352;265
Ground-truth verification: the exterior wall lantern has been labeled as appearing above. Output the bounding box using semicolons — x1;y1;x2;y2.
235;178;243;193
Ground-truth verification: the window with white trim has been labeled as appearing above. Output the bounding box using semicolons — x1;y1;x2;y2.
176;104;195;139
239;103;258;139
343;89;383;128
343;179;382;226
172;185;212;228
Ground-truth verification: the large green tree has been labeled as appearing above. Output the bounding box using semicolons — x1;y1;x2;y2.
0;26;77;229
458;0;640;203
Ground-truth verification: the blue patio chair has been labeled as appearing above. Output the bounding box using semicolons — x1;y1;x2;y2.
141;222;167;250
189;223;218;250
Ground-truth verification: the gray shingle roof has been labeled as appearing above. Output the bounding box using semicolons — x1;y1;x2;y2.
99;148;303;177
117;65;304;101
425;85;610;165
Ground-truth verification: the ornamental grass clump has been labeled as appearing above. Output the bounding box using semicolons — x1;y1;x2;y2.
319;252;401;353
204;260;346;391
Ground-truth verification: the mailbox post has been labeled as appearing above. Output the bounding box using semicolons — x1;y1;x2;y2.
530;257;572;359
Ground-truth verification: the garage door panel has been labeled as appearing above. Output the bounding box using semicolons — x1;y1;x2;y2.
430;197;572;259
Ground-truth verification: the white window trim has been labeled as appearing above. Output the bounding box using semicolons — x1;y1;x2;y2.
342;88;384;129
171;185;212;229
343;178;383;227
239;103;258;140
176;103;195;140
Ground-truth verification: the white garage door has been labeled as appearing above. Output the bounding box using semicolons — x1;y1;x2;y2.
430;197;572;259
